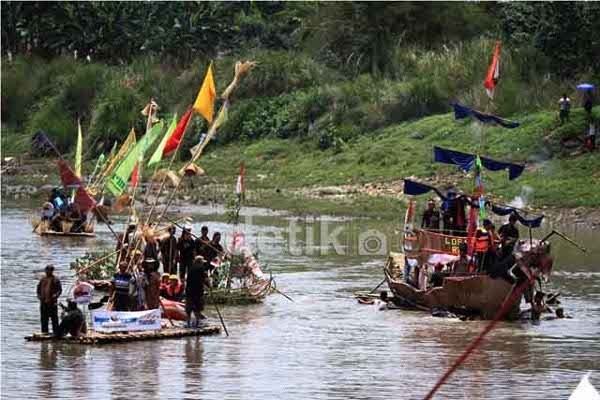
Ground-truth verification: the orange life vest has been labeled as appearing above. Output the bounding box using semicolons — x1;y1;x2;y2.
475;229;490;252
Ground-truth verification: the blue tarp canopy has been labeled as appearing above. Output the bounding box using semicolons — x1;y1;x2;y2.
433;146;525;180
452;101;520;129
403;179;544;228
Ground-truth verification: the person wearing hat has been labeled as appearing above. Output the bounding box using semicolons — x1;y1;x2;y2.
163;275;184;302
177;225;196;281
160;225;178;275
116;218;138;262
37;264;62;335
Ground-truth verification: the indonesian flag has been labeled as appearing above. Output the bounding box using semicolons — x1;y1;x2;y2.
235;163;245;195
484;41;501;99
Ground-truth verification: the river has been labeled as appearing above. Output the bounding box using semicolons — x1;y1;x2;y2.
1;204;598;399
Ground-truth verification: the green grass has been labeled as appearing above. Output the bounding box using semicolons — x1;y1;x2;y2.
198;107;600;210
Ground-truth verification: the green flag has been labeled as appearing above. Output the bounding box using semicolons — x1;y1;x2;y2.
148;113;177;167
106;121;165;196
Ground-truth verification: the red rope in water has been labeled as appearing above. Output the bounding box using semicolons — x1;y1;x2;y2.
423;274;536;400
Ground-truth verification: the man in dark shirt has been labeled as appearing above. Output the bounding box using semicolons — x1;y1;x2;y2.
204;232;224;265
57;299;87;338
185;256;209;327
37;264;62;335
196;226;211;261
498;214;519;258
421;199;441;230
177;226;196;281
160;225;178;275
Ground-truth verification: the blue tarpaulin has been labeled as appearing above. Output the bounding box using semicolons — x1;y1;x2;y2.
403;179;544;228
452;101;520;129
433;146;525;180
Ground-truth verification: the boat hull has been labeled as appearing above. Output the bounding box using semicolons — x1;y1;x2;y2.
384;252;521;320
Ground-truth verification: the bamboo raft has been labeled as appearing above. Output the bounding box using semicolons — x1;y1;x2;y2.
24;325;221;345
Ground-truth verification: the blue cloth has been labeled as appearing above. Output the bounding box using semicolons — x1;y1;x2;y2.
403;179;448;200
433;146;525;180
452;102;520;129
490;204;544;228
403;179;544;228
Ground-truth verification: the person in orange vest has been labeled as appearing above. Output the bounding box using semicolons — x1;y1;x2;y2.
162;275;184;302
474;219;496;273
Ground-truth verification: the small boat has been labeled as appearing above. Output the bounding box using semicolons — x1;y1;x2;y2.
205;276;273;305
384;252;520;319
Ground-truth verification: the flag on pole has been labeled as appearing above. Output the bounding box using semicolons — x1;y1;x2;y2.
103;129;136;177
106;121;164;196
75;119;83;178
484;41;501;99
163;108;193;156
193;62;216;123
130;163;140;188
189;133;207;157
189;100;229;162
235;163;245;195
148;113;178;166
57;160;96;212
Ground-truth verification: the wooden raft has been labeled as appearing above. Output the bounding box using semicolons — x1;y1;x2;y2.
25;326;221;345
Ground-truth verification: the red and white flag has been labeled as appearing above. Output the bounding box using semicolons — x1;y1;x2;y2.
484;41;501;99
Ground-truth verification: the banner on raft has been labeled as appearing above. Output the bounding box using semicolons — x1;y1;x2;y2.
92;309;161;332
451;101;520;129
406;229;469;257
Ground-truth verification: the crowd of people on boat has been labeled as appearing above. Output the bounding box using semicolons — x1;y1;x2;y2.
417;201;521;289
111;220;224;326
40;187;91;233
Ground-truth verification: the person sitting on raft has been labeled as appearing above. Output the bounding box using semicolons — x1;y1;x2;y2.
57;299;87;338
162;275;184;302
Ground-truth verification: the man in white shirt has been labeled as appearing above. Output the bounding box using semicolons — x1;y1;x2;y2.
559;94;571;124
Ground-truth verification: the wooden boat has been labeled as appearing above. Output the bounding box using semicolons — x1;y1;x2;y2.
205;277;273;305
384;252;521;319
24;325;221;345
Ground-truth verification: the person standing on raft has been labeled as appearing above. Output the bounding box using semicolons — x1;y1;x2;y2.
185;256;209;327
37;264;62;335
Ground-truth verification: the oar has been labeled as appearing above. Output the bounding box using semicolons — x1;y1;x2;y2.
213;303;229;337
272;286;294;302
368;277;387;294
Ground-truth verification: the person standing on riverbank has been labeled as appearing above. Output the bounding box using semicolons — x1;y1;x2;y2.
37;265;62;335
559;94;571;124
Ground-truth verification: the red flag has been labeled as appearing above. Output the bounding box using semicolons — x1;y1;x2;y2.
57;160;96;212
484;41;501;99
163;108;193;156
130;163;139;188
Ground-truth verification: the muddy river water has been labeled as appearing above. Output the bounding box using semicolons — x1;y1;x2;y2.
1;204;598;399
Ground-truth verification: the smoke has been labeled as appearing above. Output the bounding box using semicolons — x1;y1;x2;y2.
509;185;534;209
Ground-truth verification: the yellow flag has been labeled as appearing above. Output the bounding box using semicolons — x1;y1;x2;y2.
75;119;83;178
193;62;216;123
102;128;136;177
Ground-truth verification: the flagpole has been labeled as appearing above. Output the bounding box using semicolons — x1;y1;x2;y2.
143;114;193;225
